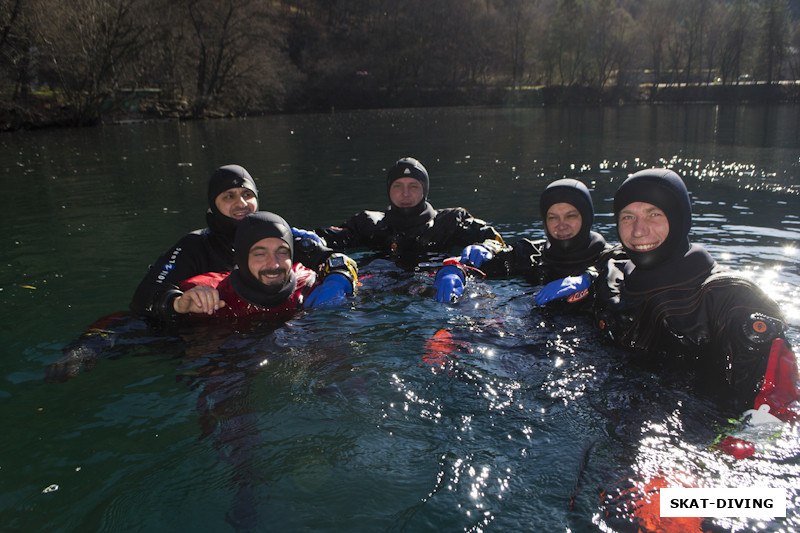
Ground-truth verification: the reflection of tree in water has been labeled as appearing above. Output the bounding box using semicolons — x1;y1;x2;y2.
46;311;361;531
177;317;363;530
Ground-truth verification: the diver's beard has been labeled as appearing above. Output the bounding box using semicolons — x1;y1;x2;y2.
257;268;290;293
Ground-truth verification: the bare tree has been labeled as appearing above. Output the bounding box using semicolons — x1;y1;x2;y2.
758;0;791;84
0;0;21;50
130;1;192;99
585;0;635;90
33;0;145;123
496;0;540;90
0;0;35;99
718;0;752;84
549;0;586;85
789;18;800;81
183;0;294;116
634;0;674;95
431;0;494;87
680;0;711;84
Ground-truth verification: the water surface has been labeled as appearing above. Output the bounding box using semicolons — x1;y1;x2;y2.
1;105;799;532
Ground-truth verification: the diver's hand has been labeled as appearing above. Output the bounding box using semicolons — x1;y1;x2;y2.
305;274;353;308
291;227;326;247
433;265;465;303
45;333;113;382
535;274;590;305
45;346;99;382
174;285;226;315
459;244;492;268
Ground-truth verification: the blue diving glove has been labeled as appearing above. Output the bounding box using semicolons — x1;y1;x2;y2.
534;273;591;305
305;274;353;308
460;244;493;268
433;265;466;303
291;227;326;247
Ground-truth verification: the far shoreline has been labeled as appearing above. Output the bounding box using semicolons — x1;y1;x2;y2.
3;82;799;133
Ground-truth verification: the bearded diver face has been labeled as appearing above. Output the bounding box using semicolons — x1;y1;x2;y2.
247;238;292;292
234;211;295;290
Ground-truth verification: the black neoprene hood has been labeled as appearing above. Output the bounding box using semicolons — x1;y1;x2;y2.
234;211;294;270
207;164;260;214
386;157;430;200
539;178;594;254
614;168;692;270
229;211;297;306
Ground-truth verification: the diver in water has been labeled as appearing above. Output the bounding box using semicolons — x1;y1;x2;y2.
314;157;504;270
175;211;357;320
45;212;355;382
130;164;330;322
449;178;615;309
593;168;799;416
313;157;504;303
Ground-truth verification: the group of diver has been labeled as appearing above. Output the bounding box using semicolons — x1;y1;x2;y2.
57;157;800;437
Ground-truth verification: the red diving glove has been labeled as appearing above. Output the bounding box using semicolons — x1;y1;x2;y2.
754;338;800;422
421;329;470;372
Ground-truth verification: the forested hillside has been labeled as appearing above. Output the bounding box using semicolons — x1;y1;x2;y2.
1;0;799;128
